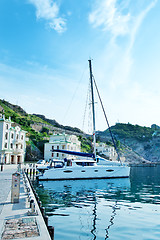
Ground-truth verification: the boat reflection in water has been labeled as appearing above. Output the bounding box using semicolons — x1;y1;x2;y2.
36;178;130;240
34;166;160;240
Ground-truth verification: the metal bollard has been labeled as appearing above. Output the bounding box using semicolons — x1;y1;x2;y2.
1;163;3;171
44;215;48;227
39;201;42;208
30;168;32;178
40;207;45;216
31;202;35;213
48;226;54;240
30;199;34;208
33;168;35;179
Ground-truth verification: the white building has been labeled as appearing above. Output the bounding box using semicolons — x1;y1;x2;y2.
96;142;117;161
44;133;81;161
0;114;27;164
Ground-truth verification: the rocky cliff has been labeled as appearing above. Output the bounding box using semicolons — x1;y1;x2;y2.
97;123;160;164
1;99;159;164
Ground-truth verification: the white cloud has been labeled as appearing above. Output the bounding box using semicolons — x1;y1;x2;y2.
89;0;130;36
89;0;157;40
89;0;157;88
28;0;66;33
88;0;158;128
128;0;157;52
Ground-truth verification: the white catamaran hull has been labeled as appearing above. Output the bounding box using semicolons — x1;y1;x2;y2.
37;165;130;181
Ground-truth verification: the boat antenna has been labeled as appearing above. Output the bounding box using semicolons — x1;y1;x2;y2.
92;75;122;164
88;59;96;160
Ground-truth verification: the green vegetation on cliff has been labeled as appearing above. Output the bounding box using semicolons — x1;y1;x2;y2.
0;99;158;162
0;99;53;160
103;123;154;141
0;99;89;160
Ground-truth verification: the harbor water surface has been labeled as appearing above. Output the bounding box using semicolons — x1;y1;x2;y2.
34;166;160;240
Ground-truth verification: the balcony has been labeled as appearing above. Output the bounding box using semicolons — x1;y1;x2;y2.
13;139;23;144
12;149;24;154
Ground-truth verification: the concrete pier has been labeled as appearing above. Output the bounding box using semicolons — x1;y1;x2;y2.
0;165;51;240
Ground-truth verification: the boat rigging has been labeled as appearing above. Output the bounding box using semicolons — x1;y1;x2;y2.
36;60;130;180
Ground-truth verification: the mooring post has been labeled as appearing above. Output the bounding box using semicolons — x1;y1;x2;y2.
44;215;48;227
30;168;32;178
48;226;54;240
40;206;45;216
1;163;3;171
39;201;42;208
33;168;35;179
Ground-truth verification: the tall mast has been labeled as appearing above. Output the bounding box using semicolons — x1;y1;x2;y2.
88;59;96;159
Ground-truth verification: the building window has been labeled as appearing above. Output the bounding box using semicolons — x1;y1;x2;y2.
6;124;8;130
21;135;23;140
62;145;65;149
5;133;8;140
16;134;19;140
16;144;18;149
11;133;14;139
52;153;54;157
52;146;54;150
57;153;59;157
21;144;23;149
11;143;13;149
57;146;59;150
4;143;7;148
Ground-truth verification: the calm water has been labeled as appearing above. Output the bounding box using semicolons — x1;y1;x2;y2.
34;166;160;240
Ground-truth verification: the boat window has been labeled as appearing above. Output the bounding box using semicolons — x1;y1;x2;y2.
106;169;114;172
89;163;94;166
54;162;64;168
94;170;98;172
63;170;73;173
76;162;83;166
86;162;95;166
81;170;86;172
76;162;95;166
54;164;63;168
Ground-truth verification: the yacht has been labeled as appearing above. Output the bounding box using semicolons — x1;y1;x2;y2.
37;60;130;181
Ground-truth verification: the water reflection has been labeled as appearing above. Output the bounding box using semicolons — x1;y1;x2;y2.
105;200;118;239
34;178;130;239
36;178;130;208
33;166;160;240
91;199;97;240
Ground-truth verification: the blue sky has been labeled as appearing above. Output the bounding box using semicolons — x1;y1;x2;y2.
0;0;160;132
